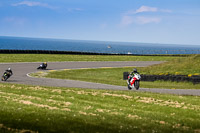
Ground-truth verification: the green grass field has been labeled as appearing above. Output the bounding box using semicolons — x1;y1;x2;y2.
37;67;200;89
0;83;199;132
1;54;200;132
0;54;180;62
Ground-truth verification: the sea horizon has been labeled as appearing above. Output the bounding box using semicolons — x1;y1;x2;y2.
0;36;200;55
1;35;200;47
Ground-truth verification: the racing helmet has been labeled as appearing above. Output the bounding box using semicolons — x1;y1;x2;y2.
44;62;47;65
7;68;11;71
133;68;137;73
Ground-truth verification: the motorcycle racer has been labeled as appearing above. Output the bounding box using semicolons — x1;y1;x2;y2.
129;68;139;86
5;68;13;77
37;62;48;69
2;68;13;81
42;62;47;69
130;68;139;76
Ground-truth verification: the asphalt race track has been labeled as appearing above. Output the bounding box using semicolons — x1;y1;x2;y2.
0;61;199;96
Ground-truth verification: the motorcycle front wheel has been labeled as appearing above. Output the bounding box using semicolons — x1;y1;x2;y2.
134;80;140;90
1;76;7;81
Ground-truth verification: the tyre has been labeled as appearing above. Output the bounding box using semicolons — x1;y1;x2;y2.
134;81;140;90
2;76;6;81
42;67;46;70
4;76;7;81
128;84;132;90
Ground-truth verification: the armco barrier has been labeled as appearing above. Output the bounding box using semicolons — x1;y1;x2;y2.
124;73;200;84
0;49;189;56
0;49;119;55
0;49;140;55
123;72;129;80
140;74;200;84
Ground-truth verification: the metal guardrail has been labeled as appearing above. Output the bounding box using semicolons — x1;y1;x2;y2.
0;49;189;56
123;72;200;84
141;74;200;84
0;49;114;55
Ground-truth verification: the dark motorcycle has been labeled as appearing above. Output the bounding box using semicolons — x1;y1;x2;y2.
37;63;47;70
1;72;12;81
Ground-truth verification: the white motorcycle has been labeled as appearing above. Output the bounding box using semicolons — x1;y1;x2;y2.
127;73;141;90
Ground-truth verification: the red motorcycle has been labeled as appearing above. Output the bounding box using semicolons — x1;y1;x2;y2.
127;73;141;90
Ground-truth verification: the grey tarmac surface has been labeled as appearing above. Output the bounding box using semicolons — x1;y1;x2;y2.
0;61;199;96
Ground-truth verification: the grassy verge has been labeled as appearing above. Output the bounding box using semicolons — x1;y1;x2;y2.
38;67;200;89
0;54;180;62
0;83;199;132
141;54;200;75
36;55;200;89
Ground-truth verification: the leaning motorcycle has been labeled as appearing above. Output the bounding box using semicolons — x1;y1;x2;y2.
1;72;11;81
127;73;141;90
37;64;47;70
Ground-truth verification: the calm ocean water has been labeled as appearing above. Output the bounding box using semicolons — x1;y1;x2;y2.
0;36;200;55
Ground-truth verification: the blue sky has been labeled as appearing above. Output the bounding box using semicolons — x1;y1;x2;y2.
0;0;200;45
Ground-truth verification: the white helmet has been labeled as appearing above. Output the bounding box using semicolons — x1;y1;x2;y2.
8;68;11;71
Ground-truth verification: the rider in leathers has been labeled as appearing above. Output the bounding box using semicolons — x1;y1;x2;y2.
4;68;13;78
129;68;139;86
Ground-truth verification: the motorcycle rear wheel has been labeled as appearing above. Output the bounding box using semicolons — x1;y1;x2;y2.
128;84;132;90
1;77;6;81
